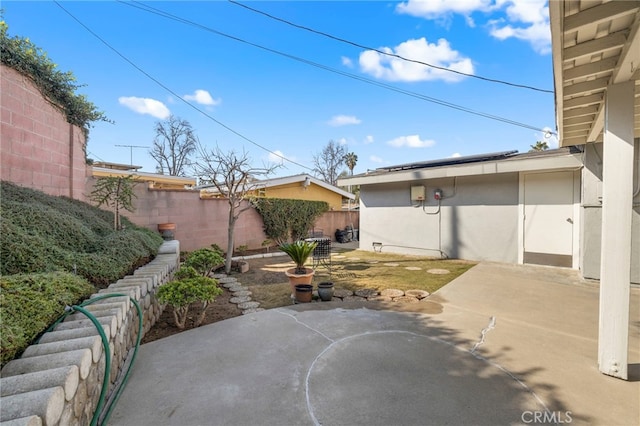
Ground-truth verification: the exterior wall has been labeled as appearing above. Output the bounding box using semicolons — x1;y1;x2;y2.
1;65;88;200
258;181;344;210
581;142;640;283
359;173;520;262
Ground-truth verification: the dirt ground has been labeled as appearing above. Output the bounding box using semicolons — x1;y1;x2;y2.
142;250;286;344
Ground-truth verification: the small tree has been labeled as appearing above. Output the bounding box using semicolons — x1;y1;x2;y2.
313;140;347;186
183;247;224;277
193;144;279;273
529;141;549;152
89;175;137;230
150;115;197;176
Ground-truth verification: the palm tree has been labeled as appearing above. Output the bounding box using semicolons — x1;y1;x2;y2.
529;141;549;152
344;152;358;176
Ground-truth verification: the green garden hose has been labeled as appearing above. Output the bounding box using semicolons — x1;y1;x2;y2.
42;293;143;426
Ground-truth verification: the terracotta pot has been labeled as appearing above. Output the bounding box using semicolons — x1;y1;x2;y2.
157;223;176;231
285;267;315;295
294;284;313;303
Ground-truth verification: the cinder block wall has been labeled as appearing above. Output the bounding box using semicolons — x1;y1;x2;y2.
1;65;88;200
0;241;180;425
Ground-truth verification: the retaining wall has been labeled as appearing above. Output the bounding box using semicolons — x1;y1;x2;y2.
0;241;180;426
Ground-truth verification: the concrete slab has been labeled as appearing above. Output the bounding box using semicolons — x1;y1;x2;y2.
108;262;640;426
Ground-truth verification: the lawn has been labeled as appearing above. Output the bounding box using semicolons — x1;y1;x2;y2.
235;248;476;310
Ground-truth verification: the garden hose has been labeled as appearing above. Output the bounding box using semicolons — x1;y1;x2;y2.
40;293;143;426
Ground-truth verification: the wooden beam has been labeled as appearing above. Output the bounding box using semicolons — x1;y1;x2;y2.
565;1;639;32
564;31;627;61
564;58;617;80
564;105;599;118
563;77;610;97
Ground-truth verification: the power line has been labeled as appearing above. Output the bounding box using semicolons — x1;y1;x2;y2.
53;1;312;172
119;1;555;136
228;0;554;94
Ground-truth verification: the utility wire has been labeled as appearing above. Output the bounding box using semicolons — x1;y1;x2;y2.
53;1;311;172
120;1;555;135
228;0;554;94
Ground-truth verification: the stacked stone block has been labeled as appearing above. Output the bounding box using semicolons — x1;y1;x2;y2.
0;241;180;425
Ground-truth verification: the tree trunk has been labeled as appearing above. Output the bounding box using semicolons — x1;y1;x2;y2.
225;205;236;274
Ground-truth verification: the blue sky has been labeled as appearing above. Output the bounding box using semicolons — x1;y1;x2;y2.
4;1;557;177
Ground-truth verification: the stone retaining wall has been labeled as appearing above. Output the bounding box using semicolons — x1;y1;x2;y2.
0;241;180;426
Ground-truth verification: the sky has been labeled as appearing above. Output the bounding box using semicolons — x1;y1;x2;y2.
3;0;558;178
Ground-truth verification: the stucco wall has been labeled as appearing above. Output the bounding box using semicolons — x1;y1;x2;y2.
259;181;344;210
359;173;519;262
1;65;88;200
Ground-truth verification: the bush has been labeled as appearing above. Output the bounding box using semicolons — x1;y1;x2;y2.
183;248;224;277
252;198;329;242
157;271;222;329
0;272;94;367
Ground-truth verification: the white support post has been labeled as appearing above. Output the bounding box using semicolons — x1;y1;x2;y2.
598;81;635;380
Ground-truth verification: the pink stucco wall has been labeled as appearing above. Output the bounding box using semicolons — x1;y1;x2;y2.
1;65;88;200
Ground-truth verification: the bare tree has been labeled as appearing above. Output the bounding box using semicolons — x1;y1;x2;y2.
194;144;279;273
150;115;197;176
312;140;347;186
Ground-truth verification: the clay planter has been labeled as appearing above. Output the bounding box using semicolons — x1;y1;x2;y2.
157;223;176;241
294;284;313;303
317;281;334;301
285;267;315;294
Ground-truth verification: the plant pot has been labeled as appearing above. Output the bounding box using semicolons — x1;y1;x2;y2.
285;267;315;294
294;284;313;303
157;223;176;241
317;281;334;301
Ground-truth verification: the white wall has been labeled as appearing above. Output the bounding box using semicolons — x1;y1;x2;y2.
359;173;520;262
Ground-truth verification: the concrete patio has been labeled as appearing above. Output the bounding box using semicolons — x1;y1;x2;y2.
108;262;640;425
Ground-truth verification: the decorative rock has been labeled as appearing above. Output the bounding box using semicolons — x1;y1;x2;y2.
229;296;251;304
381;289;404;298
343;295;366;302
393;296;420;303
212;273;227;280
227;285;248;293
383;263;400;267
221;282;238;289
355;288;378;298
218;277;238;284
231;290;252;297
405;266;422;271
427;268;450;275
333;289;353;298
368;296;392;302
406;289;430;299
242;308;265;315
237;301;260;310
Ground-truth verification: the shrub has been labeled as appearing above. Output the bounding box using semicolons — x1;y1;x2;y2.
156;272;222;329
183;248;224;277
252;198;329;242
279;240;317;274
0;272;94;367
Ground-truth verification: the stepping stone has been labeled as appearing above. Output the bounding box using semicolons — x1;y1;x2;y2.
230;296;252;304
343;295;366;302
212;274;227;279
355;288;378;298
368;295;392;302
242;308;265;315
227;285;248;292
238;301;260;310
406;289;430;299
427;268;450;275
384;263;400;267
232;290;252;297
381;289;404;298
405;266;422;271
218;277;238;284
222;282;238;289
333;289;353;298
393;296;420;303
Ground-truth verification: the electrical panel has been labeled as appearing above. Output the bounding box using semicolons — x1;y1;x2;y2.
411;185;426;201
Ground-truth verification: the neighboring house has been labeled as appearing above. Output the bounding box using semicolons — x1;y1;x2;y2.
199;173;355;211
92;162;196;190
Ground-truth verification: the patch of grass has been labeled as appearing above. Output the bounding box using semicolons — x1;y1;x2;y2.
239;250;476;308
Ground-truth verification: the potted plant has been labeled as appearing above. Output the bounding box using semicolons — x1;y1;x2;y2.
280;240;318;297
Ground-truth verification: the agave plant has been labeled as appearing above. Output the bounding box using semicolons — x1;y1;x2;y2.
279;240;318;274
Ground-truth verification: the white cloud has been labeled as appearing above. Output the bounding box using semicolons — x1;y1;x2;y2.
337;138;348;145
450;152;462;158
341;56;353;68
118;96;170;119
359;37;473;83
364;135;374;144
396;0;493;19
184;89;221;106
387;134;436;148
370;155;383;163
328;115;362;127
268;150;290;165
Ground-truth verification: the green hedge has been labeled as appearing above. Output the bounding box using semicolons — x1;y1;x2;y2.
252;198;329;242
0;272;94;367
0;181;163;287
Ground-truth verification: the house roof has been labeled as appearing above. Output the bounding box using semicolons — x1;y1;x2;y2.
338;147;583;186
550;1;640;147
92;166;196;187
199;173;355;200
